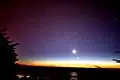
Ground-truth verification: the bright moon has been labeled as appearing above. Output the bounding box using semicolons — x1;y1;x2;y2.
72;49;77;54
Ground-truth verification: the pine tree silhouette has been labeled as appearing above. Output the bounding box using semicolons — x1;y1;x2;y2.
0;29;19;80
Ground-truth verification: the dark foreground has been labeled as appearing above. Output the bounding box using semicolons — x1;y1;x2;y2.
17;65;120;80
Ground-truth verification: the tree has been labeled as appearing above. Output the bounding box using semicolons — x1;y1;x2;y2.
112;51;120;63
0;29;19;80
112;59;120;63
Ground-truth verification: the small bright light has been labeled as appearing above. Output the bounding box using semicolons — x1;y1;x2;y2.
72;49;77;54
77;57;79;59
26;75;30;78
70;72;78;76
17;74;24;78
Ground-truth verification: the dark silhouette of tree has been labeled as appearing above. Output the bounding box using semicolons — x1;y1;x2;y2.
112;51;120;63
0;28;19;80
112;59;120;63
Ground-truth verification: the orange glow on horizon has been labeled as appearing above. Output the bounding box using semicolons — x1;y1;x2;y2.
17;60;120;68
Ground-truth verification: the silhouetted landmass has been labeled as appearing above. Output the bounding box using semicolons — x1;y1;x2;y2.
17;64;120;80
0;29;19;80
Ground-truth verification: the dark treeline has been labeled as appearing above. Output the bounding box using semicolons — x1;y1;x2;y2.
0;28;19;80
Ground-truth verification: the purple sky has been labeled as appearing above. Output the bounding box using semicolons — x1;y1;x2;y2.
0;0;119;62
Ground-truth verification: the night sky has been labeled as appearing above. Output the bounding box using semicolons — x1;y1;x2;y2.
0;0;120;67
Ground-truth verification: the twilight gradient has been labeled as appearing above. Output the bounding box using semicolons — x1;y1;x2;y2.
0;0;119;67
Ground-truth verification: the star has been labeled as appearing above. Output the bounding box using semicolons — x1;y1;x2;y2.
77;57;80;59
